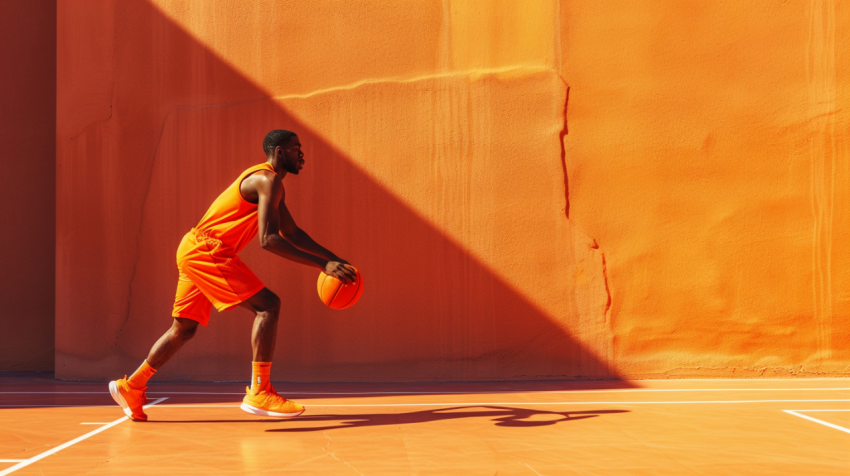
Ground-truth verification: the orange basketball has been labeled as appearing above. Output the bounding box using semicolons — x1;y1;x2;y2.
317;267;363;310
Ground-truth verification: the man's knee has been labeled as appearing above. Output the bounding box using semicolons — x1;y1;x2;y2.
172;317;199;341
248;288;281;316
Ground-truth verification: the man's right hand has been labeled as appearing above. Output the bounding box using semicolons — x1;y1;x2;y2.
325;261;357;285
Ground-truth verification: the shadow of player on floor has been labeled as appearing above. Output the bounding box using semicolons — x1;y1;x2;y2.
265;406;629;432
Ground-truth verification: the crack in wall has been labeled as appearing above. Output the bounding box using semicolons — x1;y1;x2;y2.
599;246;612;320
270;65;553;101
560;83;570;219
113;108;173;348
556;71;615;372
134;67;555;115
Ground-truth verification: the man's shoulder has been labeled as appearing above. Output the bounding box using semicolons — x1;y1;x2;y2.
252;169;284;196
241;168;281;194
253;168;277;180
245;168;277;182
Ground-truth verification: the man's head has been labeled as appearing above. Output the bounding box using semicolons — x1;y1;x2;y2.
263;129;303;174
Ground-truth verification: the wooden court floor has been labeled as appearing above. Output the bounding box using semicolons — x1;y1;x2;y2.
1;373;847;475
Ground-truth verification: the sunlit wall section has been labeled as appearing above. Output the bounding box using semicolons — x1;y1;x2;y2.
560;0;850;377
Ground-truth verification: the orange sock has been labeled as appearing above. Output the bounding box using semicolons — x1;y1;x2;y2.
251;362;271;391
127;360;156;389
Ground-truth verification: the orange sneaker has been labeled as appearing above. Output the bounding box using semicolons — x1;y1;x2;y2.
241;385;305;418
108;377;148;422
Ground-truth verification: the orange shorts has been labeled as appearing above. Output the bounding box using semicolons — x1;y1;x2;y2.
172;229;265;326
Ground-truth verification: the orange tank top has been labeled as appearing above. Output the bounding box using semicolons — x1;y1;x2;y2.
193;162;276;255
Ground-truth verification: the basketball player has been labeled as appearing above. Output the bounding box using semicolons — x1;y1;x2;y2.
109;130;356;421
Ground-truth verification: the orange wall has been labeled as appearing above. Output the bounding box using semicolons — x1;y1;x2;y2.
0;0;56;371
561;0;849;377
55;0;848;381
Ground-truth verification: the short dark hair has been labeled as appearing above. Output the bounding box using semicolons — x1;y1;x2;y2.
263;130;297;155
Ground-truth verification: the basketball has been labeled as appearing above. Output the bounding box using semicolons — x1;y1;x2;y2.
317;267;364;309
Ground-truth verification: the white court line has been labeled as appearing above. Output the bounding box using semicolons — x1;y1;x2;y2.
0;461;25;464
0;405;115;408
0;387;847;396
154;398;850;408
3;399;849;409
522;462;544;476
0;397;168;476
783;410;850;435
647;378;848;382
0;392;161;395
153;387;850;395
0;392;174;395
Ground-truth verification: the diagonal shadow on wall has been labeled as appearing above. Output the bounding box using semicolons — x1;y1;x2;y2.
56;0;629;385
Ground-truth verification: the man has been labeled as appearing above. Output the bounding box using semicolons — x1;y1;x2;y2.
109;130;356;421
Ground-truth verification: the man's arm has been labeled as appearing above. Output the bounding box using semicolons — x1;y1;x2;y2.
256;174;356;284
277;199;343;263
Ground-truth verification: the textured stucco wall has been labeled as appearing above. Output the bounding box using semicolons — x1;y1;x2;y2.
55;0;847;381
561;0;849;377
0;0;56;371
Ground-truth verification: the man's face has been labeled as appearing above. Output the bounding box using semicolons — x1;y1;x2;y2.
278;137;304;174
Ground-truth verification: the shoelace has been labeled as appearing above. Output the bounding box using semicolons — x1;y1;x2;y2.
261;385;288;404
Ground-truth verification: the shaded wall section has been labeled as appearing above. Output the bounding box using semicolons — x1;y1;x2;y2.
0;0;56;371
561;0;850;377
56;0;616;381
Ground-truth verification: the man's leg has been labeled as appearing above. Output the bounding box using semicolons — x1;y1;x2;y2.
146;317;200;368
238;288;304;418
239;288;281;363
109;318;201;422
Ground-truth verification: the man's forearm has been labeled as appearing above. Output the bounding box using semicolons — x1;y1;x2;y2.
263;234;328;269
283;229;341;262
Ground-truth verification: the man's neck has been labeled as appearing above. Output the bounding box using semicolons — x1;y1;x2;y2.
267;158;288;178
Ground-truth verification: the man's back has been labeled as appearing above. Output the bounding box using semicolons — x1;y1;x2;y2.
193;162;277;256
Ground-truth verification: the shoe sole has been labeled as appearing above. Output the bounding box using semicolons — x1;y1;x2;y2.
109;381;145;421
240;402;305;419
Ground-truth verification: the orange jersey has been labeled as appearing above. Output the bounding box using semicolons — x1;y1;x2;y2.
171;162;274;323
193;162;277;256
